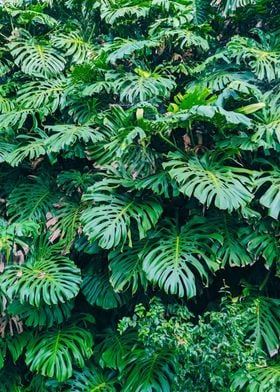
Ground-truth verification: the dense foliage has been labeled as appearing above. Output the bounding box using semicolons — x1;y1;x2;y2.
0;0;279;390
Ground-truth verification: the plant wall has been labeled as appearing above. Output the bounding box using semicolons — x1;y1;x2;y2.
0;0;279;390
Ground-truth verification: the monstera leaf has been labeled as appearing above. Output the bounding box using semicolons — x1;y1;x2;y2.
66;366;117;392
51;30;94;64
208;214;253;267
81;186;162;249
8;29;65;77
232;363;280;392
8;301;74;327
0;240;81;306
257;168;280;220
227;30;280;82
82;269;125;309
245;296;280;355
7;176;60;223
109;241;148;294
164;152;254;211
96;329;138;371
142;217;220;297
123;348;175;392
25;325;94;381
45;124;104;153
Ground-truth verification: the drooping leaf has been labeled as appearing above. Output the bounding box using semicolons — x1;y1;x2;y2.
109;241;148;294
82;269;125;309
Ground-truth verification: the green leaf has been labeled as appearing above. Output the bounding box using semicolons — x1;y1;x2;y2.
164;152;254;211
257;169;280;220
0;240;81;306
51;31;95;64
106;38;159;65
109;241;148;294
16;77;67;112
142;217;219;298
25;325;93;381
115;69;175;103
7;176;60;223
45;124;104;153
66;366;117;391
8;29;65;77
209;214;253;267
97;329;138;371
8;301;74;327
123;349;175;392
82;269;125;309
100;0;150;25
6;332;30;363
227;30;280;82
245;297;280;355
82;186;162;249
232;364;280;392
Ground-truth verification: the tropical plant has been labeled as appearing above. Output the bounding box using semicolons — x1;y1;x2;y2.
0;0;279;390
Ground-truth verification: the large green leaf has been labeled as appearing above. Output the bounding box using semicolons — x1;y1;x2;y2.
227;30;280;82
245;297;280;355
142;217;220;297
232;364;280;392
7;176;60;223
45;124;104;153
123;349;175;392
25;325;93;381
81;185;162;249
8;301;74;327
0;240;81;306
16;77;67;112
164;152;254;211
244;221;279;268
8;29;65;77
109;241;148;294
208;214;253;267
257;168;280;220
100;0;150;25
66;366;117;392
96;329;138;371
82;269;125;309
51;30;94;64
